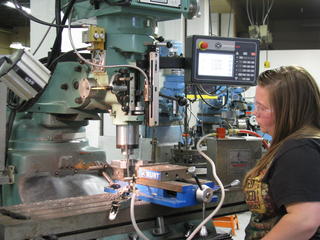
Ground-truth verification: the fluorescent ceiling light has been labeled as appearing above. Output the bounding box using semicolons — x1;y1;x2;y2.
4;1;31;14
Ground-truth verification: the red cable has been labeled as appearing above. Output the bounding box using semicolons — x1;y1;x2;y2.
238;130;269;149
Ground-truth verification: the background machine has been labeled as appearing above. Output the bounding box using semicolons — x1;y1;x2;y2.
0;1;262;239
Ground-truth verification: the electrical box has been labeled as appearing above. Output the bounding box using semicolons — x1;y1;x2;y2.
185;35;260;86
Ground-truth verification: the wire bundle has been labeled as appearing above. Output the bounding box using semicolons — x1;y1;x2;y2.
246;0;274;26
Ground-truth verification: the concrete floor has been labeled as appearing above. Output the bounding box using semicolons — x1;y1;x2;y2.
215;211;251;240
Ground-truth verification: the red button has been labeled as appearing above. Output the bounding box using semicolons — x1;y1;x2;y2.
251;52;257;56
199;41;208;50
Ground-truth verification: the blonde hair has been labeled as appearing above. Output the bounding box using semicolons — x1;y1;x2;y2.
244;66;320;183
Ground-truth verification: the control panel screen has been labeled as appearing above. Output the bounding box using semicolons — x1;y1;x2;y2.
198;52;234;77
185;35;260;86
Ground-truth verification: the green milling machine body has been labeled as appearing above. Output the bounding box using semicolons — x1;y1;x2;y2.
2;0;198;206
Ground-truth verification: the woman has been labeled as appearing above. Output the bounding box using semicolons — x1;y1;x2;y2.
243;66;320;240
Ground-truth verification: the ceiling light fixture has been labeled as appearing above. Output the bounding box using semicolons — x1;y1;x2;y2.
9;42;30;50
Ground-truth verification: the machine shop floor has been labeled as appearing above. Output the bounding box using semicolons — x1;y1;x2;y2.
215;211;251;240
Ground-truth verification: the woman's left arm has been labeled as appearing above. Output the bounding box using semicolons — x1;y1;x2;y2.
262;202;320;240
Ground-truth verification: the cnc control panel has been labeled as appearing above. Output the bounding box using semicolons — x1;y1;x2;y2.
185;35;260;86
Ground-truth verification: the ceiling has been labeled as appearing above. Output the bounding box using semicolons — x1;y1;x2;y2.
1;0;320;26
259;0;320;20
1;0;320;27
2;0;320;49
213;0;320;19
214;0;320;49
0;1;30;30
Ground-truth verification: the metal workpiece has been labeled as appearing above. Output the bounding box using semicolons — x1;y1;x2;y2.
108;159;143;180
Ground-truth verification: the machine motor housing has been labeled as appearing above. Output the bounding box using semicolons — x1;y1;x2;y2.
0;49;50;101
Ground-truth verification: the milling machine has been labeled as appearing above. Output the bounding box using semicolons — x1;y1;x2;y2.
0;1;223;239
0;0;199;206
0;2;262;239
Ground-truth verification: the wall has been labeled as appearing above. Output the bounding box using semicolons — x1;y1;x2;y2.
0;31;12;55
30;0;56;59
270;19;320;50
244;49;320;99
0;27;30;55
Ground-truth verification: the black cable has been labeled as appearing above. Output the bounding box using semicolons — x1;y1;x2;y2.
6;89;28;112
33;1;79;56
222;87;229;107
5;109;16;165
47;0;78;69
227;0;233;37
196;85;229;110
55;0;62;50
198;85;224;96
208;0;212;36
7;90;18;109
196;85;220;110
32;18;56;56
215;85;223;93
250;0;254;25
0;106;16;206
5;90;23;171
255;0;259;25
12;0;83;28
198;84;228;97
0;57;13;79
47;0;64;68
47;47;88;69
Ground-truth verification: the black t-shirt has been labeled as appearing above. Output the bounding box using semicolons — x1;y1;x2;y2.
245;138;320;240
266;138;320;211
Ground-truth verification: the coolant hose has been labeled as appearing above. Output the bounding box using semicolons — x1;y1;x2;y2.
130;189;149;240
186;133;226;240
